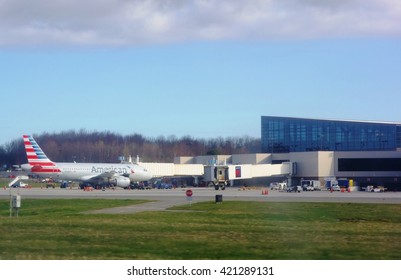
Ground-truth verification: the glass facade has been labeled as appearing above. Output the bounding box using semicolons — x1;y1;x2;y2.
261;116;401;153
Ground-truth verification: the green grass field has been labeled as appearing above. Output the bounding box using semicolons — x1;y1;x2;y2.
1;199;400;260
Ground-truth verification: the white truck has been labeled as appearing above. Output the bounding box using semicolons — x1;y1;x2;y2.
301;180;321;191
270;182;287;191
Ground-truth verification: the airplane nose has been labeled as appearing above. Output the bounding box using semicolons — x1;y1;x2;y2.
143;170;153;181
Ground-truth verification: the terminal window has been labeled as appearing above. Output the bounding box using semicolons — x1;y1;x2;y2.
261;116;400;153
338;158;401;172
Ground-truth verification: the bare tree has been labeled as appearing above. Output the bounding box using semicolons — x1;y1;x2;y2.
0;130;261;166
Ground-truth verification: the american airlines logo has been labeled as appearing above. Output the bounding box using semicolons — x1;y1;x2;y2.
91;166;131;174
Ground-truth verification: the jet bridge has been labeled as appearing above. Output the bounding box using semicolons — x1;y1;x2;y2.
203;162;294;190
227;162;294;179
140;162;294;188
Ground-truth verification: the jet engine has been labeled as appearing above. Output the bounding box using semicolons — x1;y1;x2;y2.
111;176;131;188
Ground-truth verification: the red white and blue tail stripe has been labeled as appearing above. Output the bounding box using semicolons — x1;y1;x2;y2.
23;135;61;173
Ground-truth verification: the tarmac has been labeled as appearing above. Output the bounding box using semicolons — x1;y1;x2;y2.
2;186;401;214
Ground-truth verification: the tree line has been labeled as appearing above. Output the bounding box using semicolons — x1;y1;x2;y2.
0;130;261;168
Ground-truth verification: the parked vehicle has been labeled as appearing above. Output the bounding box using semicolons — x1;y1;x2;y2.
301;180;321;191
302;185;314;191
365;185;387;192
331;185;341;191
270;182;287;191
11;181;30;188
152;179;173;189
287;186;302;193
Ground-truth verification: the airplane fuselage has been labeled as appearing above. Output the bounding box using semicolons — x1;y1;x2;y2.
22;162;152;184
22;135;153;188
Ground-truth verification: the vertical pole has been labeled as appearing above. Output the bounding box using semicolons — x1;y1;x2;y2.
9;186;12;218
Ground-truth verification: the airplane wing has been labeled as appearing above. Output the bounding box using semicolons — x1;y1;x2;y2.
80;172;130;187
80;172;114;181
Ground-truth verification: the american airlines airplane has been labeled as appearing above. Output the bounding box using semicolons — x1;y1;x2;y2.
21;135;152;188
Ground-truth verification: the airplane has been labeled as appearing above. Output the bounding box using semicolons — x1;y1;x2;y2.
21;135;152;188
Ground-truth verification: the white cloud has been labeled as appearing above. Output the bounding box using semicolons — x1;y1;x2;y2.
0;0;400;47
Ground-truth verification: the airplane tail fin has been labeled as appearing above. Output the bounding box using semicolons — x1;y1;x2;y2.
23;135;60;172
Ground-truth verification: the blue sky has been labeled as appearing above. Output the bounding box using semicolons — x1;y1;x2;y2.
1;1;401;145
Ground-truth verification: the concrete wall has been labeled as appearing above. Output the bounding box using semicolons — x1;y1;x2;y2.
288;152;319;177
232;153;272;164
193;155;232;165
318;152;335;178
174;157;196;164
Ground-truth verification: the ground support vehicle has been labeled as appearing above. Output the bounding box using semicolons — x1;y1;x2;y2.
204;165;229;190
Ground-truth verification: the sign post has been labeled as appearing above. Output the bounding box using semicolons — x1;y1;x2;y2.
185;189;193;207
10;194;21;217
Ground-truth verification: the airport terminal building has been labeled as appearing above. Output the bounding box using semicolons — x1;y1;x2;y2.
146;116;401;191
259;116;401;190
